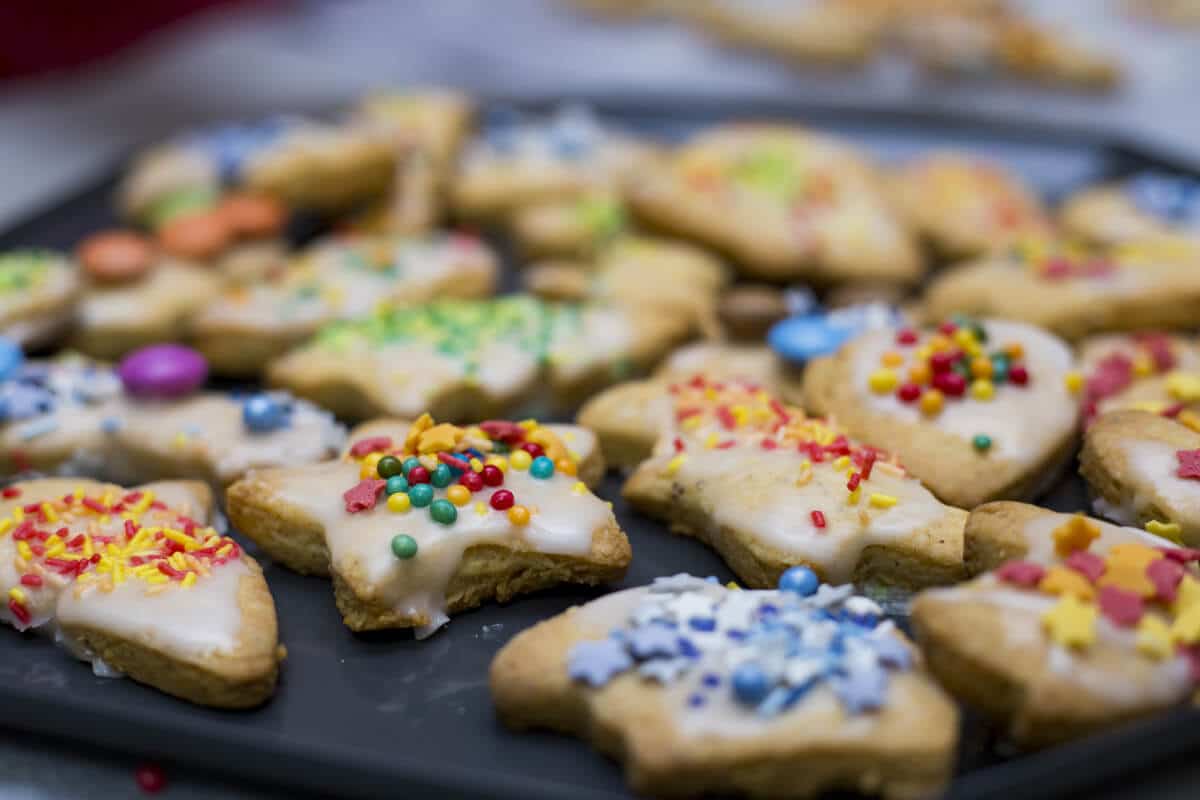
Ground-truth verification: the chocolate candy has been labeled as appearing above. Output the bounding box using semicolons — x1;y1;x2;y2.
118;344;208;399
77;231;155;284
158;210;232;261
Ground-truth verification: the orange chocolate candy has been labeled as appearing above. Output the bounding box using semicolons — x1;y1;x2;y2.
77;230;156;283
220;193;287;239
158;210;233;261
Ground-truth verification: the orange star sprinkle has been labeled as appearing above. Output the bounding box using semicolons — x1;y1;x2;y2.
1052;515;1100;557
1096;543;1163;598
1038;566;1096;601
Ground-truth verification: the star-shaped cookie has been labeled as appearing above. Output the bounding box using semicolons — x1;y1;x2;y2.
491;572;958;798
1081;409;1200;547
622;376;967;588
1;478;281;707
227;414;630;636
267;294;692;422
912;501;1199;747
626;123;921;285
922;236;1200;341
803;317;1079;509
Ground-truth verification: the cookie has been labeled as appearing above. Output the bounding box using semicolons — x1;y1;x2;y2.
1;477;281;707
1073;332;1200;425
922;236;1200;340
350;89;475;234
511;190;627;260
0;348;343;489
686;0;885;66
716;284;789;341
190;231;497;376
118;115;396;220
491;572;958;799
0;250;80;349
1080;409;1200;546
227;414;629;635
1061;174;1200;246
911;502;1198;748
622;375;967;588
888;153;1051;260
627;123;921;286
71;229;222;360
803;317;1079;509
267;294;692;422
451;106;656;221
153;191;290;285
577;345;803;469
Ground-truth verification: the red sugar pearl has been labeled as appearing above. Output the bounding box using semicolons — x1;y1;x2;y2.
1009;364;1029;385
481;464;504;487
408;466;431;484
490;489;515;511
895;328;918;346
929;350;959;373
135;764;167;794
520;442;544;458
897;382;921;403
459;471;484;492
933;371;967;397
938;321;958;335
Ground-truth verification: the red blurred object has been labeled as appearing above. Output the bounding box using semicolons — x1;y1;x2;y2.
0;0;252;80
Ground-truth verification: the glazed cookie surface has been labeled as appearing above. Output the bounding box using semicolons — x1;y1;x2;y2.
191;231;497;375
1062;174;1200;246
227;414;629;635
686;0;885;65
1074;332;1200;425
623;375;967;589
912;502;1198;748
511;190;627;260
1081;409;1200;547
492;572;958;799
803;317;1079;509
0;250;80;349
0;478;281;707
627;123;920;285
267;294;692;422
922;236;1200;341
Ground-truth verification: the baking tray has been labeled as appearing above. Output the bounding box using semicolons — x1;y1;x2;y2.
2;98;1199;800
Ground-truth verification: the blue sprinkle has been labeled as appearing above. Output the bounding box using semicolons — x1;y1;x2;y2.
830;668;889;714
778;566;819;597
702;672;720;688
870;634;913;669
726;629;746;641
758;603;778;616
0;337;23;382
688;617;716;632
676;637;701;659
731;663;770;707
100;417;123;434
687;692;706;708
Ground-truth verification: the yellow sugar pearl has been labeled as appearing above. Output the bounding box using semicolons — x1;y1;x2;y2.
970;356;993;379
475;502;488;516
387;493;411;513
510;450;533;470
1005;342;1024;360
915;345;934;362
881;351;905;367
8;587;25;603
1063;371;1083;394
362;452;383;471
868;368;898;394
446;485;471;506
485;455;508;472
508;505;531;525
556;458;577;477
1132;356;1154;377
952;329;977;348
909;363;932;385
970;379;995;401
928;334;952;352
360;462;379;479
469;458;483;473
919;389;944;416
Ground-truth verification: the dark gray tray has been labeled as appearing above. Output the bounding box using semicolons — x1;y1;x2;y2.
1;99;1199;800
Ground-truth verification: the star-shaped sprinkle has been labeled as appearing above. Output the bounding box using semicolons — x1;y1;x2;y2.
567;638;633;686
1147;558;1184;603
1135;615;1173;660
996;560;1046;587
343;478;386;513
809;583;854;608
1038;566;1096;601
1064;550;1106;582
783;657;824;688
626;624;681;660
1098;545;1160;598
1177;449;1200;480
1160;546;1200;564
830;666;888;714
1041;595;1097;649
1097;586;1144;627
349;436;391;458
844;596;883;620
666;591;716;625
867;631;913;669
1052;515;1100;557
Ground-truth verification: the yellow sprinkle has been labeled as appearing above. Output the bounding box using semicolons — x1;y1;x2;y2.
112;562;125;586
40;503;57;523
1179;409;1200;434
1166;372;1200;402
847;488;861;506
795;460;813;487
469;458;483;472
475;502;488;517
704;432;719;450
869;493;898;509
1146;520;1183;544
970;379;994;401
82;536;93;558
1132;356;1154;377
726;581;741;590
387;493;411;513
216;543;233;557
1061;372;1083;393
163;529;194;549
1136;615;1173;660
572;481;587;495
8;587;25;603
12;507;23;523
0;519;13;537
833;455;851;472
681;416;702;432
868;368;898;394
131;491;154;514
881;351;904;367
181;572;197;588
146;574;169;585
665;454;687;476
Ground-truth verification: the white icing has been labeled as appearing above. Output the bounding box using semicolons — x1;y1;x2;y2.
853;319;1077;462
78;261;218;328
1123;439;1200;522
1020;511;1174;563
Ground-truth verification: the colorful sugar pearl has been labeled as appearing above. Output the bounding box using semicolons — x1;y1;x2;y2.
391;534;418;559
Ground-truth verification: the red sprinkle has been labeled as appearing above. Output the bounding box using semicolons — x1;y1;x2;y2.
1177;449;1200;480
349;437;392;458
760;438;778;450
715;405;737;431
19;574;42;588
1159;547;1200;564
342;479;387;513
930;350;959;373
157;562;185;580
996;560;1045;587
481;465;504;487
521;442;545;458
1098;585;1144;627
1;487;21;499
860;451;877;481
897;382;921;403
847;473;861;492
932;371;967;397
769;399;790;421
81;498;108;514
8;599;30;626
673;437;685;453
895;328;918;346
135;764;167;795
479;420;525;443
438;452;471;472
937;321;958;336
125;520;139;538
811;510;826;529
715;440;737;450
1064;550;1106;582
1008;365;1029;386
489;489;514;511
1147;557;1184;603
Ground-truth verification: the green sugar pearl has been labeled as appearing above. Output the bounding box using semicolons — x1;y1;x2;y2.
431;463;454;488
429;499;458;526
972;434;993;453
401;456;422;477
377;455;404;479
390;534;418;560
409;483;434;507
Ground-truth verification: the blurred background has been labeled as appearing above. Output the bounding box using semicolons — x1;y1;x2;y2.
1;0;1198;226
